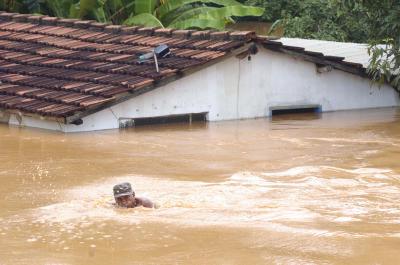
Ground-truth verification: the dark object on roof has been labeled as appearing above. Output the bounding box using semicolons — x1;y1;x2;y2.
154;44;170;58
138;44;170;63
0;12;255;124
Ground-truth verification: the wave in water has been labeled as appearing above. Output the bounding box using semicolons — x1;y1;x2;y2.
3;166;399;239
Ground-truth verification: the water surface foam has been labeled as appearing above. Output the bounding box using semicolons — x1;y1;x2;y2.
16;165;400;238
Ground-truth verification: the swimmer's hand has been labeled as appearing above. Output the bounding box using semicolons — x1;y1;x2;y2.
154;203;160;209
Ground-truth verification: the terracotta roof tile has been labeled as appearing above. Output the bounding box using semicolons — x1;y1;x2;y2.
0;12;254;122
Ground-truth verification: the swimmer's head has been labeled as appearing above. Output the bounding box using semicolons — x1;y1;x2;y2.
113;182;136;208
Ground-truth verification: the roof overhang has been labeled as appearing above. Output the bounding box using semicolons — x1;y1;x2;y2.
260;39;368;78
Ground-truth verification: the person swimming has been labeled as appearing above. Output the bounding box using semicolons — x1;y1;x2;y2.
113;182;155;208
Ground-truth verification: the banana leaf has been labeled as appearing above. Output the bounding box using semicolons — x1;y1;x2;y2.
168;5;264;29
124;13;164;28
79;0;104;19
22;0;44;13
157;0;243;19
45;0;75;18
168;18;225;30
196;5;264;19
2;0;24;12
69;2;80;18
103;0;123;17
134;0;157;14
167;6;217;26
107;1;136;24
159;4;194;25
92;6;107;22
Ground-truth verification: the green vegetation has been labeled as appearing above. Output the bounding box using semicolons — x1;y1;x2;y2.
351;0;400;91
241;0;399;91
0;0;264;30
240;0;369;42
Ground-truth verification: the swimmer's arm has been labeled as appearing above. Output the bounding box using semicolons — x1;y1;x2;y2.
136;197;157;208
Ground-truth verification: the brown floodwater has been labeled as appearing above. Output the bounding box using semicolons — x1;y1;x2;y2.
1;108;400;265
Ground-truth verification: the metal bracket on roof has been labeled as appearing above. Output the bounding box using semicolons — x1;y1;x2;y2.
138;44;171;73
316;64;333;73
70;118;83;125
235;43;259;60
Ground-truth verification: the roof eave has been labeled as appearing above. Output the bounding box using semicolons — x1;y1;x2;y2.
261;41;368;78
0;108;66;124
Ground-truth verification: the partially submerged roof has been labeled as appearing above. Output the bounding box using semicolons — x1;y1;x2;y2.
0;12;254;123
261;37;371;77
0;12;392;125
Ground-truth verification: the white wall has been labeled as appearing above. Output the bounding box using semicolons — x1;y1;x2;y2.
242;49;399;115
8;114;65;131
6;47;399;132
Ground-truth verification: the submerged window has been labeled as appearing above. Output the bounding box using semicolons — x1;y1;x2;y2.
270;105;321;116
119;113;207;128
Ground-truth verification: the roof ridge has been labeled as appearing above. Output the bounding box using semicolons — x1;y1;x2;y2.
0;11;257;42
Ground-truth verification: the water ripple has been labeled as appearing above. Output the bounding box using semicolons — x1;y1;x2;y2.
3;165;395;240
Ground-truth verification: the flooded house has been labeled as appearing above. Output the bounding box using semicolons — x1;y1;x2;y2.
0;12;398;132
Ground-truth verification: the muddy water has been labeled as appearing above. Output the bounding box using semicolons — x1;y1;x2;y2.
1;108;400;265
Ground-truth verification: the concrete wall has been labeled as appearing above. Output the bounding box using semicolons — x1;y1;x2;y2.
6;48;399;132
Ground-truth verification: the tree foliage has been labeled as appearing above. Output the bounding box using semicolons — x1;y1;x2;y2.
348;0;400;91
241;0;400;91
0;0;264;30
241;0;370;42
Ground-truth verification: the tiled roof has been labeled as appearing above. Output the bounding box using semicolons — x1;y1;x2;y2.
0;12;255;123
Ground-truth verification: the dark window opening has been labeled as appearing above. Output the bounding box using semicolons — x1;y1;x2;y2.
125;113;207;127
270;105;321;116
